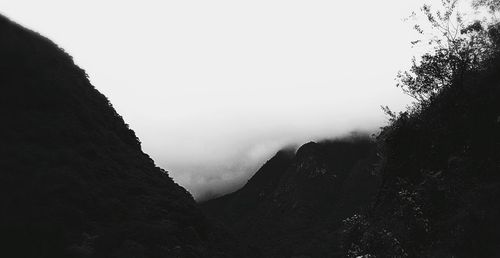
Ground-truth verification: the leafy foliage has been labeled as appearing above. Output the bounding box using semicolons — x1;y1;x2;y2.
397;0;498;102
342;2;500;257
473;0;500;13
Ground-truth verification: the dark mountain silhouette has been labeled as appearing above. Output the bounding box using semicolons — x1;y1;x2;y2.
4;2;500;257
341;23;500;257
0;15;247;258
202;135;381;257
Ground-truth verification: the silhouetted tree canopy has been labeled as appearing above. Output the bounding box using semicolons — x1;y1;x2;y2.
473;0;500;12
342;1;500;257
397;0;499;102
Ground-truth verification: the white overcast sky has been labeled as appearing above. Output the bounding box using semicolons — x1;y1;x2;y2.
1;0;474;200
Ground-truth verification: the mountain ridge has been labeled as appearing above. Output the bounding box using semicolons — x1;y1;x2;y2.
0;14;246;258
202;136;380;257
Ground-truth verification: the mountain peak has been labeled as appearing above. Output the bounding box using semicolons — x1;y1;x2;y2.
295;141;319;154
202;136;380;257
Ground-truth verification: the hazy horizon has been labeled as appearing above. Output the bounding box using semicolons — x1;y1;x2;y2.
1;0;469;200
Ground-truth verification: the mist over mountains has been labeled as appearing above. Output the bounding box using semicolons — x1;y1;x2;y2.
0;0;418;201
3;0;500;257
202;136;380;257
182;130;375;201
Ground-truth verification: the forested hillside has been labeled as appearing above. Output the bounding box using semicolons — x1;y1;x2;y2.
342;2;500;257
0;15;245;258
3;0;500;257
202;136;380;257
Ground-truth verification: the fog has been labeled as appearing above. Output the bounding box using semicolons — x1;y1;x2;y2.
1;0;462;200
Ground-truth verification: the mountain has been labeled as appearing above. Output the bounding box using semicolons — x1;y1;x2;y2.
341;26;500;257
0;15;246;258
202;135;381;257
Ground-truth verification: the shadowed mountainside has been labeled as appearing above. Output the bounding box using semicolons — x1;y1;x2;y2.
0;15;247;258
341;22;500;257
4;4;500;257
202;136;381;257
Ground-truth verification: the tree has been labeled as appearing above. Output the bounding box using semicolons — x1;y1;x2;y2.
473;0;500;13
396;0;497;102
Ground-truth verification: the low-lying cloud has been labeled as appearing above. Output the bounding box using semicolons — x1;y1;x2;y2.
145;118;382;201
0;0;432;200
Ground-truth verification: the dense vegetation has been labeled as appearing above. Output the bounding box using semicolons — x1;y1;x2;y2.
342;1;500;257
202;136;381;257
3;0;500;256
0;15;246;258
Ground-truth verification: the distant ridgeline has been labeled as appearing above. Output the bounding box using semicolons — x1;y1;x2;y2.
0;15;248;258
202;136;381;257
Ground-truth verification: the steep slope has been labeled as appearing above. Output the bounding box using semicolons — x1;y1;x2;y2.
0;15;240;258
202;148;295;225
202;136;380;257
342;31;500;257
